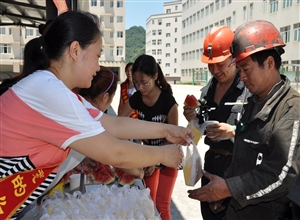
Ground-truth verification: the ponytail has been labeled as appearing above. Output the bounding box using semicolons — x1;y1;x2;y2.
0;37;49;95
156;63;173;95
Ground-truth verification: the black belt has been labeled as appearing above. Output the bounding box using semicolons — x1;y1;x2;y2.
209;146;233;156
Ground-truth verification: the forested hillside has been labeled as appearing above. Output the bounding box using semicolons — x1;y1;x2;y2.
125;26;145;63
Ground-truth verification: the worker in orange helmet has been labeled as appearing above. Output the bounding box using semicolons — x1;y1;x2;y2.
187;20;300;220
184;25;251;220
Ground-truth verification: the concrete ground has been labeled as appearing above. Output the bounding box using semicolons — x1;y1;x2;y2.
110;84;208;220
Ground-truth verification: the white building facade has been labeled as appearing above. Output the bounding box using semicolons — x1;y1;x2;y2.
146;1;182;82
0;0;127;82
180;0;300;82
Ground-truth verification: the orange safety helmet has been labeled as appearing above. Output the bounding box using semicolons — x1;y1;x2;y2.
201;26;234;64
230;20;286;64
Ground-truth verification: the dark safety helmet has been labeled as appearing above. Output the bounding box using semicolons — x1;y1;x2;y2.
230;20;286;64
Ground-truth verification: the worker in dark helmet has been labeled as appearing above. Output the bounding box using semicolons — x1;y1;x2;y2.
184;25;251;220
187;20;300;219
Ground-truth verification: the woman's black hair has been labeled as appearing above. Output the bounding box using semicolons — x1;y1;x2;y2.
124;62;133;84
0;11;101;95
132;54;173;95
79;66;119;100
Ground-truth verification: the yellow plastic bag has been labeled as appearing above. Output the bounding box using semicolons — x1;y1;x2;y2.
183;141;203;186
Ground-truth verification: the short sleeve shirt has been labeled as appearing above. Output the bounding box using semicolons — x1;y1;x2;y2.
129;91;177;146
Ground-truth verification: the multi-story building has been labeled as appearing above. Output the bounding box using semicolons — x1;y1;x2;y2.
146;0;299;83
146;1;182;83
0;0;127;82
181;0;300;83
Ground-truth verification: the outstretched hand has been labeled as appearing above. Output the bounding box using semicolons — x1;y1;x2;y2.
165;125;194;146
187;171;231;202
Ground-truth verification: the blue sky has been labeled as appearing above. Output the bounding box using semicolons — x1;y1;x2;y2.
125;0;165;29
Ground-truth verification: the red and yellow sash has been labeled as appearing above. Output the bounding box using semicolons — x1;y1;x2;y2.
120;83;138;119
0;166;56;219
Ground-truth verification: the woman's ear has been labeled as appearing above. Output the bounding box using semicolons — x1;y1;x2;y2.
69;41;81;61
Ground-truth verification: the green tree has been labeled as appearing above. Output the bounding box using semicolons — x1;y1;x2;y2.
126;26;145;63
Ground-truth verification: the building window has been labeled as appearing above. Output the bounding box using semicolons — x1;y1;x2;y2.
215;21;219;26
166;43;170;47
117;31;123;38
270;0;278;13
283;0;292;8
226;17;231;28
174;58;177;63
228;0;232;4
205;6;209;16
263;0;267;11
166;53;170;57
182;37;185;44
201;8;204;18
165;63;170;67
157;49;162;55
117;46;123;56
100;0;104;6
158;19;162;25
200;29;204;38
166;33;171;37
280;26;290;43
152;20;154;24
110;31;114;38
110;47;114;56
0;44;12;54
158;39;162;45
91;0;97;6
189;16;192;25
117;1;123;7
292;60;300;71
243;6;247;20
220;20;225;26
152;50;156;55
110;0;114;7
294;23;300;41
175;28;177;33
26;29;34;36
175;5;178;10
205;26;209;35
221;0;225;7
197;11;200;20
152;40;156;45
174;38;177;43
166;9;171;13
157;59;162;64
216;0;220;10
110;16;114;23
210;3;214;13
152;30;156;36
158;29;162;35
232;11;236;23
197;30;200;39
174;68;177;73
166;23;171;27
117;16;123;23
175;17;177;22
250;3;253;17
174;48;177;53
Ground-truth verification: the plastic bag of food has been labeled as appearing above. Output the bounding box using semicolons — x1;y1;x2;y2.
183;140;203;186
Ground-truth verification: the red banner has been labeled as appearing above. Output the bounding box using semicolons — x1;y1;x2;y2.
52;0;69;14
0;167;55;219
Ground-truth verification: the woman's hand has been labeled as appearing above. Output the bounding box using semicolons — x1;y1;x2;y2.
160;144;184;169
75;157;97;172
165;125;194;146
144;166;155;176
206;123;235;141
183;105;197;122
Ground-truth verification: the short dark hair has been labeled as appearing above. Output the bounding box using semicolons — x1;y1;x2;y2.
250;47;284;70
